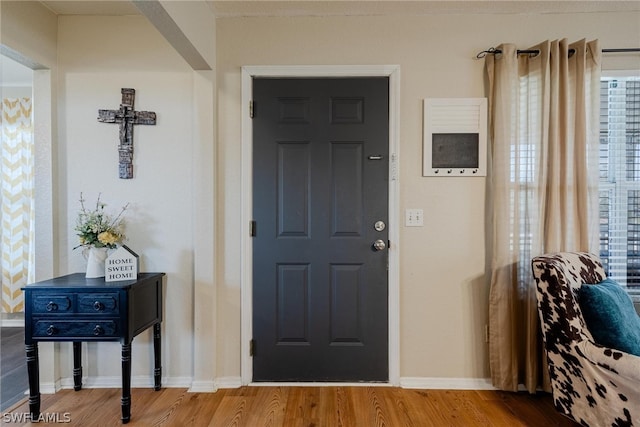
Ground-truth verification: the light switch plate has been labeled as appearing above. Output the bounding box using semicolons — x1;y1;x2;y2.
405;209;424;227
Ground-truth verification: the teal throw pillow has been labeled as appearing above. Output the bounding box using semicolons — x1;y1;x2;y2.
579;278;640;357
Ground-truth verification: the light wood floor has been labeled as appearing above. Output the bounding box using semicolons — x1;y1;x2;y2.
4;386;578;426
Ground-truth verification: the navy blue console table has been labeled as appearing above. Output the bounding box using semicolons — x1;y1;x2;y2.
22;272;165;424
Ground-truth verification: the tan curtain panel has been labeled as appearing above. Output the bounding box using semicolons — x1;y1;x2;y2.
486;40;601;392
1;97;35;314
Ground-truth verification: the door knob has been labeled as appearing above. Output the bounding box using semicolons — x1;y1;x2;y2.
373;239;386;251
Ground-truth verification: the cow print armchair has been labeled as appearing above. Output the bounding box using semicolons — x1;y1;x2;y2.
531;252;640;426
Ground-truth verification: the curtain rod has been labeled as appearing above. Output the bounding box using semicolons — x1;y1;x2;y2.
476;47;640;59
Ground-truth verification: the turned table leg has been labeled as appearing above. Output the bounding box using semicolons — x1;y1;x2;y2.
26;342;41;420
121;343;132;424
153;323;162;391
73;342;82;391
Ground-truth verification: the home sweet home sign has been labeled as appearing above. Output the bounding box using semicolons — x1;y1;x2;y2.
105;245;139;282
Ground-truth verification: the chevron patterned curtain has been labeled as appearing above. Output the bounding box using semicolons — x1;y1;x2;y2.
1;97;35;313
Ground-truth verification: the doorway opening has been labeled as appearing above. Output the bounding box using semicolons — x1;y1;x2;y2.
1;54;33;324
0;52;33;411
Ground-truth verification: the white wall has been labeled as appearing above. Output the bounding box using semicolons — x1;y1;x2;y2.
2;1;218;391
216;11;640;383
0;1;57;68
1;3;57;284
3;2;640;389
56;15;195;384
1;0;59;388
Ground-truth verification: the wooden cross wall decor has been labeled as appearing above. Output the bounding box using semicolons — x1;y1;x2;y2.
98;88;156;179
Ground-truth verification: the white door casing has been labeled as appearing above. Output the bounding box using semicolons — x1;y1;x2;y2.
240;65;401;385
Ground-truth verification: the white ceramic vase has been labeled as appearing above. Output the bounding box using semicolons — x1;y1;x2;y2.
86;246;109;278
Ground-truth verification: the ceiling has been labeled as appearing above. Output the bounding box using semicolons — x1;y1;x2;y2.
5;0;638;87
37;1;640;17
39;1;142;15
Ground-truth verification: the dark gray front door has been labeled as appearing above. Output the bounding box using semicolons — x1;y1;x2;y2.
252;77;389;381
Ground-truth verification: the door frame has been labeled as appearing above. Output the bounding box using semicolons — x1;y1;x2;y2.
240;65;400;385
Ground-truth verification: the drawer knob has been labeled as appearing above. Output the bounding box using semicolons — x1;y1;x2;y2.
46;301;58;312
46;325;56;336
93;301;104;311
93;325;104;336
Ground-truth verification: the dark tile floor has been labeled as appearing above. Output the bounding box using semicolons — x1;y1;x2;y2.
1;327;28;411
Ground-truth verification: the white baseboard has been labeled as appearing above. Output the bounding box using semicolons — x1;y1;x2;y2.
206;377;496;390
189;380;217;393
161;376;194;388
1;319;25;327
214;376;242;389
55;375;236;393
58;375;192;390
40;381;60;394
249;379;493;390
400;377;496;390
219;377;494;390
49;376;495;393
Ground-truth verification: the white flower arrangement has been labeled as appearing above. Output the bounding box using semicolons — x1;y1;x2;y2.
74;193;128;250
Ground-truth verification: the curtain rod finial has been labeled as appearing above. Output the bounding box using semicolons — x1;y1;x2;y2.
476;47;500;59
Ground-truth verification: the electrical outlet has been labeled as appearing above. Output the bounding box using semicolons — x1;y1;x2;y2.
405;209;424;227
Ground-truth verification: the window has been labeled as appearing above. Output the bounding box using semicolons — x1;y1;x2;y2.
599;76;640;285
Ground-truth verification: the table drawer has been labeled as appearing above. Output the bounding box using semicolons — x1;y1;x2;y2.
33;320;118;338
30;291;120;315
32;295;72;313
78;293;119;314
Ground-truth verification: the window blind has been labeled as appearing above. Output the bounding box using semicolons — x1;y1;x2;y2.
599;77;640;285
